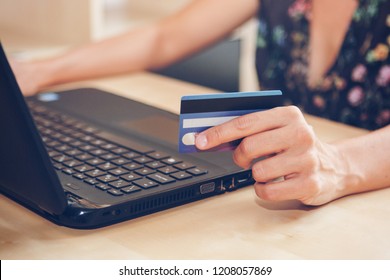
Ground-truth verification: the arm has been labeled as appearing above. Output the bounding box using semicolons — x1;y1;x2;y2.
195;106;390;206
335;125;390;197
11;0;259;95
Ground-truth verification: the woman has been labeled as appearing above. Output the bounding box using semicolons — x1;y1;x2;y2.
11;0;390;205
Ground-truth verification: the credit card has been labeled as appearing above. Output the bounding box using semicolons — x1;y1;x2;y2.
178;90;283;153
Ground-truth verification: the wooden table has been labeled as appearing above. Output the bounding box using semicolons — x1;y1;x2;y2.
1;72;389;259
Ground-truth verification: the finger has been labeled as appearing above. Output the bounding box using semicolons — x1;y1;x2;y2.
233;122;315;168
250;151;304;183
232;124;296;168
254;174;323;205
253;177;306;202
195;106;304;150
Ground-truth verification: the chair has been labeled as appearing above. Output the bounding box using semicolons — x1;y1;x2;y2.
153;38;240;92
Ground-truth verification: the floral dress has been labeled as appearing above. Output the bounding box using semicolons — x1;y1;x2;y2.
256;0;390;130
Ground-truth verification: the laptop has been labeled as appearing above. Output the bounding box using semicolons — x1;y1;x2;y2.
0;43;260;229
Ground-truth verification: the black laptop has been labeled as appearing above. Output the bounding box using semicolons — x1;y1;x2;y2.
0;43;266;229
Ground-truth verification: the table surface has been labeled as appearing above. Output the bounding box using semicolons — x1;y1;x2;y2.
1;72;389;260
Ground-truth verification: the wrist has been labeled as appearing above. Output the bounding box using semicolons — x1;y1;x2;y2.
34;59;60;91
332;141;366;199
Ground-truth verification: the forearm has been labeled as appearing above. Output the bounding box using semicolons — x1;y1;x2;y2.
335;125;390;197
29;0;259;92
34;25;161;89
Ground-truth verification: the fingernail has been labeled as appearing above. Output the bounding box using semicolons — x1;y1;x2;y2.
195;134;208;149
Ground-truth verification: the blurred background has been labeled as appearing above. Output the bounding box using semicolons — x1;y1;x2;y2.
0;0;259;91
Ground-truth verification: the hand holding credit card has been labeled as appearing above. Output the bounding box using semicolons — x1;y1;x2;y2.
178;90;283;153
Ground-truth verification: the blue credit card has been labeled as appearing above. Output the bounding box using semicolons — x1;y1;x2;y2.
178;90;283;153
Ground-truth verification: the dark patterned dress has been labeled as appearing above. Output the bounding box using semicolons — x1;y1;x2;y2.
256;0;390;130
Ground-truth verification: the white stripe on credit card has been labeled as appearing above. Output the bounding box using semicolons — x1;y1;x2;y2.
183;116;239;128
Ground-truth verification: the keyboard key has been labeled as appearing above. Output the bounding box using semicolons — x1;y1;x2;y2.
55;144;72;153
147;151;170;160
147;173;175;184
68;129;83;137
80;135;96;142
174;162;195;170
98;162;117;171
107;189;123;196
51;132;64;139
109;180;131;189
75;153;94;161
89;149;108;156
29;104;47;113
123;163;142;171
111;158;131;166
100;153;119;161
62;168;75;175
52;163;63;170
101;143;118;150
79;144;96;152
170;171;192;180
41;136;51;143
48;150;61;158
133;156;153;164
97;174;119;183
120;173;142;182
64;149;83;157
187;167;208;176
112;147;130;155
146;161;166;169
86;158;105;166
84;178;99;185
96;183;111;191
91;139;107;146
122;152;141;159
73;173;87;180
46;140;61;148
63;159;83;168
53;155;71;163
84;126;99;134
60;136;74;143
85;169;106;178
72;121;88;130
134;167;156;176
109;168;129;176
158;166;179;174
46;140;61;149
74;165;94;173
62;117;77;126
133;178;159;189
61;128;74;135
162;157;182;165
39;119;54;127
121;185;142;194
69;140;85;148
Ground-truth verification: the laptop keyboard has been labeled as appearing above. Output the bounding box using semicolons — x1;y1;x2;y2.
27;101;208;197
